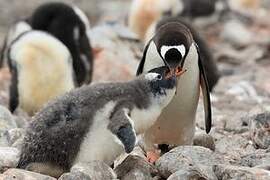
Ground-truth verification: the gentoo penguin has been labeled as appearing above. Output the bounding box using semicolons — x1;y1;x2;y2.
136;22;212;162
7;30;75;115
145;16;220;91
17;67;179;178
29;2;93;86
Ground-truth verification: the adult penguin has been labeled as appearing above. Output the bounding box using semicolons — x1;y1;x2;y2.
136;21;212;162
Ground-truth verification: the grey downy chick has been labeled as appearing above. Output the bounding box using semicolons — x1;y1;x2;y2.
17;66;178;178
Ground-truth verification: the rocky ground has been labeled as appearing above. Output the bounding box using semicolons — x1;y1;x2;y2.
0;0;270;179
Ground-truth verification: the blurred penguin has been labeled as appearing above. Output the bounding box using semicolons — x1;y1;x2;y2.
7;30;75;116
29;2;93;86
128;0;220;41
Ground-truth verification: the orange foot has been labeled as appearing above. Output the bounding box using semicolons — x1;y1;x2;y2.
146;151;160;164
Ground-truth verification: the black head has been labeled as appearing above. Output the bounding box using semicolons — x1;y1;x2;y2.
153;22;193;69
145;66;177;97
29;2;93;85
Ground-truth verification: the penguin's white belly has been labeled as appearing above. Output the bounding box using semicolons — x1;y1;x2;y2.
145;74;200;145
18;54;74;115
74;102;124;166
11;31;74;115
142;43;200;148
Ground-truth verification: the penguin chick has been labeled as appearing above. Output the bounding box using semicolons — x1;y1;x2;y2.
136;22;212;162
145;16;220;91
17;67;177;178
29;2;93;86
7;30;75;116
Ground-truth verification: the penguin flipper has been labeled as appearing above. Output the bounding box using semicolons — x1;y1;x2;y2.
196;44;212;133
79;32;93;84
108;108;136;153
8;64;19;113
0;36;7;68
136;40;151;76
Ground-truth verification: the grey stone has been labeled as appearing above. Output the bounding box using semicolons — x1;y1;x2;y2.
240;151;270;167
4;128;26;148
156;146;222;179
0;106;16;132
0;147;20;173
121;169;152;180
249;112;270;149
59;171;91;180
0;106;17;146
1;168;56;180
215;134;255;160
167;167;208;180
213;164;270;180
114;155;158;180
193;133;215;151
114;146;146;167
71;161;117;180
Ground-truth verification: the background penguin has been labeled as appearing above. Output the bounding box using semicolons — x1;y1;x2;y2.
128;0;219;41
17;67;178;178
1;3;93;85
136;22;212;162
128;0;220;91
28;2;93;86
179;0;217;18
7;30;75;116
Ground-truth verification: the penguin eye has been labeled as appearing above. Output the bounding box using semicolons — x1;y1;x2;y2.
156;74;162;80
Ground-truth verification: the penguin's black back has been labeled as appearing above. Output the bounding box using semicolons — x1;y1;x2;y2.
17;80;151;170
30;2;93;86
156;16;220;91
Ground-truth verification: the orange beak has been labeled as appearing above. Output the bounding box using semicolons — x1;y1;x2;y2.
165;66;186;79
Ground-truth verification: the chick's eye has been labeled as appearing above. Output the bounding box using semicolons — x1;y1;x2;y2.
156;74;162;80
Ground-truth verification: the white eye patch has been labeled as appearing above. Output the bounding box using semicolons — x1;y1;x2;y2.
160;45;186;59
144;73;160;81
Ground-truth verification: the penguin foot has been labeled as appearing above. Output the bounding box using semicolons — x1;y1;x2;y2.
146;151;160;164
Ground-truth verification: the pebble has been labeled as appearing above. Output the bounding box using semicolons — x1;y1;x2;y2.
156;146;223;179
0;168;56;180
213;164;270;180
114;155;158;180
249;112;270;149
0;147;20;173
71;161;117;180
